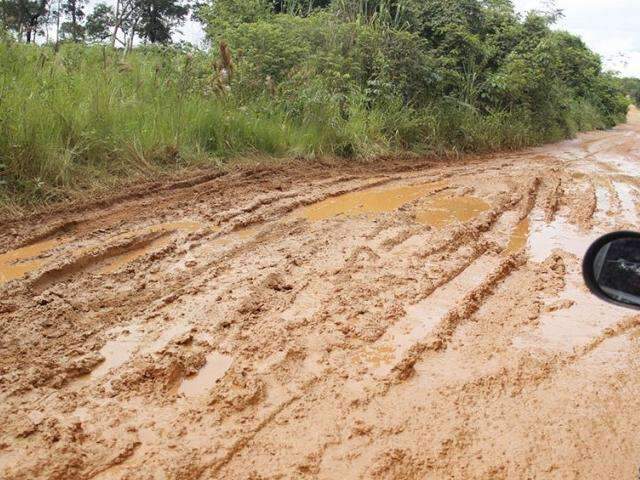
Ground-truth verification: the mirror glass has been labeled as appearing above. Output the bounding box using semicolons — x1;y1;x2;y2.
592;237;640;307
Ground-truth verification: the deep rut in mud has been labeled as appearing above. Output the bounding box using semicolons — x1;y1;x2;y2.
2;109;640;479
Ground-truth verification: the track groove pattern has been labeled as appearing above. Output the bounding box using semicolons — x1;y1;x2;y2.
2;110;640;479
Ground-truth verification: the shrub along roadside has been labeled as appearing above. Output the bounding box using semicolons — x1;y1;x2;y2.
0;0;632;213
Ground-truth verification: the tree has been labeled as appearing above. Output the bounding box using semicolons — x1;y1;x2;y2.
137;0;189;43
109;0;138;47
0;0;51;42
85;2;114;41
621;78;640;105
60;0;86;41
85;0;188;48
198;0;271;35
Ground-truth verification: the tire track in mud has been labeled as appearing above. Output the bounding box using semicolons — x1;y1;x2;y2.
1;175;409;290
573;315;640;359
386;254;523;382
30;231;174;293
542;174;563;222
5;112;640;479
0;156;465;250
207;201;528;477
0;170;227;244
311;253;637;479
211;130;640;477
211;257;523;478
2;172;536;476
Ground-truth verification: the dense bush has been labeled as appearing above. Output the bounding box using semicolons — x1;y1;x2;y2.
200;0;628;130
0;0;632;211
621;78;640;105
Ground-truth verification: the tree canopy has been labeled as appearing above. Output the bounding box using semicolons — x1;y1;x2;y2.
1;0;190;45
198;0;629;131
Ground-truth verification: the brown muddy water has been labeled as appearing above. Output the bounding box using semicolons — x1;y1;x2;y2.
301;180;490;230
0;220;204;285
301;181;448;221
178;351;233;398
0;239;59;284
505;218;530;254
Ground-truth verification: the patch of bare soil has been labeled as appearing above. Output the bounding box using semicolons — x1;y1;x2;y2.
2;108;640;479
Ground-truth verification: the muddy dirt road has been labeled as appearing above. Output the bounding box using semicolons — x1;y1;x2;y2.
2;109;640;480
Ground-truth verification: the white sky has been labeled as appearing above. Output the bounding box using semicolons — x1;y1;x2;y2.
513;0;640;77
95;0;640;78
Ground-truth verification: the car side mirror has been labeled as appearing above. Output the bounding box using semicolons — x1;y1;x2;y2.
583;231;640;310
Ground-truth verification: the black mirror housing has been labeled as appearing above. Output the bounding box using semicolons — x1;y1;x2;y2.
583;231;640;310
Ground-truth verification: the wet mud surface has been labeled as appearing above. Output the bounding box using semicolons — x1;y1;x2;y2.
2;109;640;479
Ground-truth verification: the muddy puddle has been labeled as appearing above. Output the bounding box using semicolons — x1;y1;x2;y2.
300;181;492;230
230;224;262;240
504;218;530;254
594;184;614;221
177;351;233;398
503;178;636;260
94;221;203;274
301;181;447;221
0;220;204;285
0;239;59;284
79;322;194;383
414;196;490;228
96;241;169;274
89;326;146;379
514;269;632;358
527;211;600;262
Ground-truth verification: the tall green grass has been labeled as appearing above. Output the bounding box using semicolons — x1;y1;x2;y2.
0;43;319;210
0;42;625;213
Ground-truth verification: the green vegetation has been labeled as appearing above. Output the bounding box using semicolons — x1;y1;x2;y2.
0;0;633;211
621;78;640;105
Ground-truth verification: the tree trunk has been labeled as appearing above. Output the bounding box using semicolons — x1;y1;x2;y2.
110;0;121;47
24;0;48;44
128;27;134;51
72;7;77;41
55;0;61;44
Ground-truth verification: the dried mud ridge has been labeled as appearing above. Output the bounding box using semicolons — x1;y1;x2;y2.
2;109;640;479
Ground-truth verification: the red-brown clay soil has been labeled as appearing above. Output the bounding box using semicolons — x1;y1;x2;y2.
2;109;640;479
